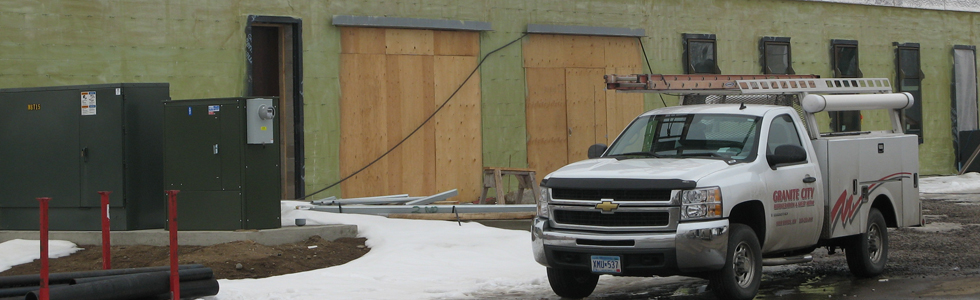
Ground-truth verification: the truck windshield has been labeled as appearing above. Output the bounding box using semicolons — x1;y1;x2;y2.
605;114;762;162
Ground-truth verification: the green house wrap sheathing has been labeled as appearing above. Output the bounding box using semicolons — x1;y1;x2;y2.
1;0;978;200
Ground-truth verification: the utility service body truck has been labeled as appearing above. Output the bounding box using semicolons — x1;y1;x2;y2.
531;74;922;300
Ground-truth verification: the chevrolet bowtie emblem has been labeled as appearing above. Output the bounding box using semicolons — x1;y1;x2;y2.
595;200;619;213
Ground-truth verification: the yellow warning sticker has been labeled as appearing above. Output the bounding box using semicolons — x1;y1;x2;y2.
260;126;267;131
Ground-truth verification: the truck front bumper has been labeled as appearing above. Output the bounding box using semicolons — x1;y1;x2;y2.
532;217;729;276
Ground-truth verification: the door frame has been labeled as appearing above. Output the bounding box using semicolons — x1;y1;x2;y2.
245;15;305;198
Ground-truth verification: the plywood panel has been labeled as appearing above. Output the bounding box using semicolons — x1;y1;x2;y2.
340;53;388;198
567;35;605;68
523;34;566;68
340;27;385;54
385;28;434;55
525;68;568;182
386;55;436;197
605;37;642;69
606;67;646;141
434;31;480;56
434;55;482;203
565;68;606;163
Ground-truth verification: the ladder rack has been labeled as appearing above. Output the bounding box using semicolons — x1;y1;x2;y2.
604;74;892;95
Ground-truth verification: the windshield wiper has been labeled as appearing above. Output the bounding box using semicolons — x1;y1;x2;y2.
677;152;731;160
608;152;661;159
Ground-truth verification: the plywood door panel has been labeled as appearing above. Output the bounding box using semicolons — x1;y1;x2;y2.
606;67;646;141
386;55;436;197
523;34;566;68
565;68;606;163
340;53;388;197
434;31;480;56
605;37;642;69
340;27;386;54
385;28;434;55
526;67;568;181
434;55;482;203
567;35;605;68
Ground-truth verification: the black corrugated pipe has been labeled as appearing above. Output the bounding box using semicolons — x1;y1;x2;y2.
0;284;70;298
71;268;213;285
142;278;221;300
24;269;218;300
0;265;206;289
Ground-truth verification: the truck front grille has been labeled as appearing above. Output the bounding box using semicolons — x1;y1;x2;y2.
552;189;672;201
554;210;670;227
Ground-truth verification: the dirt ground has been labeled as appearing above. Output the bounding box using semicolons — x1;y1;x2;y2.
0;236;369;280
798;195;980;278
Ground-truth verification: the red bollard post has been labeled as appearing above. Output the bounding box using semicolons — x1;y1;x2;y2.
37;197;51;300
98;191;112;270
165;190;180;300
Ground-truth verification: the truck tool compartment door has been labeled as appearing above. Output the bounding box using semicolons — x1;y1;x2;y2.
761;114;823;252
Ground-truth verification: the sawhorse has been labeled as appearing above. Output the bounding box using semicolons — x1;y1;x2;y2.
479;167;541;205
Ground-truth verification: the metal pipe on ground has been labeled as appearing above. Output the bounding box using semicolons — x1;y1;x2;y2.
24;271;219;300
0;265;206;289
306;204;535;215
403;189;459;205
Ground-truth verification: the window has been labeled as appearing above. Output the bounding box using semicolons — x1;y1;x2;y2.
767;115;804;155
605;114;761;162
761;37;794;74
830;39;862;132
896;42;923;143
684;34;719;74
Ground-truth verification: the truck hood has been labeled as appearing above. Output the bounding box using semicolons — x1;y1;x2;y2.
547;158;730;181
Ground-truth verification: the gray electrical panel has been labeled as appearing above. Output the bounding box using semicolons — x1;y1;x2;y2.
0;83;169;230
246;98;276;144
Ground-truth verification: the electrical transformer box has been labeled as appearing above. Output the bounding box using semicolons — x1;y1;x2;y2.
0;83;169;230
163;97;281;231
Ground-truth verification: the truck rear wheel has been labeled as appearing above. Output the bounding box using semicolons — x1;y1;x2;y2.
846;208;888;277
710;224;762;300
546;267;599;299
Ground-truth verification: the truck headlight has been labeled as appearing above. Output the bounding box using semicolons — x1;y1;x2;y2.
537;187;551;218
676;187;722;220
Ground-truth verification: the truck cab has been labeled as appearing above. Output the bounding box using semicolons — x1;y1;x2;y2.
532;75;921;300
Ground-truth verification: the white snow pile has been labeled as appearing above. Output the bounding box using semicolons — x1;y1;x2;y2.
215;201;550;300
919;172;980;194
0;239;82;273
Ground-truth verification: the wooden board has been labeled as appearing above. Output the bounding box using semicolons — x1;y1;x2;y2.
339;53;388;197
567;35;605;68
340;27;385;54
564;68;606;162
385;28;434;55
434;31;480;56
525;67;568;183
605;36;642;70
606;67;646;141
434;55;482;204
385;55;436;197
523;34;566;68
387;212;535;220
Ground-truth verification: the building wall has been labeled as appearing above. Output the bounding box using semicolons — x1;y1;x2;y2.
2;0;977;200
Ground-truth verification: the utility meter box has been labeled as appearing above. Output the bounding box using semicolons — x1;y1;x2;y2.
0;83;169;230
163;97;281;231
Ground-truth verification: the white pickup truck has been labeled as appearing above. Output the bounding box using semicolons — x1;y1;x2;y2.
531;75;922;300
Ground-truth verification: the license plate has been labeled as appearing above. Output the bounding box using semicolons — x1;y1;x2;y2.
590;255;621;274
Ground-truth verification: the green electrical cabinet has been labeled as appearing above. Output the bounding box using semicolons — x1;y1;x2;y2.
163;97;281;231
0;83;169;230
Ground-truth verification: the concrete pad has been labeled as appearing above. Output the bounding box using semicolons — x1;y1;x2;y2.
0;224;357;246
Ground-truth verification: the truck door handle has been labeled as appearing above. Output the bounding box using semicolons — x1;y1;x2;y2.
803;176;816;183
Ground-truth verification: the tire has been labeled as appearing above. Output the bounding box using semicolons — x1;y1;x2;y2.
547;267;599;299
710;224;762;300
846;208;888;277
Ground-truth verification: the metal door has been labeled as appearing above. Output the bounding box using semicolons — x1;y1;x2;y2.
761;114;823;252
0;90;81;208
79;88;125;208
163;104;224;191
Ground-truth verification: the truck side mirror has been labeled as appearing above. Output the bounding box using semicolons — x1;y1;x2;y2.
588;144;608;159
767;144;807;169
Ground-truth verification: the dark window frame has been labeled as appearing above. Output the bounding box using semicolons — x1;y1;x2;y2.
830;39;862;132
683;33;720;74
760;37;795;75
895;42;924;143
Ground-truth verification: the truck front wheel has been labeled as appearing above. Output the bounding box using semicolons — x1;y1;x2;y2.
710;224;762;300
547;267;599;299
846;208;888;277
